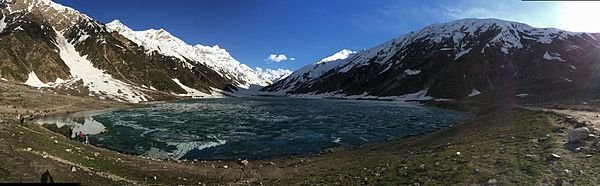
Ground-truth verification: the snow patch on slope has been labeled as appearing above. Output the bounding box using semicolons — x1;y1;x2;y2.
0;13;6;33
171;78;222;98
404;69;421;75
454;48;472;60
468;89;481;97
54;31;148;103
543;51;565;62
24;71;48;88
23;71;66;88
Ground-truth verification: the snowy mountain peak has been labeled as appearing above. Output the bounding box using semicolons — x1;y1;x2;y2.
265;18;600;98
106;20;132;33
6;0;93;30
318;49;356;64
106;19;290;88
254;67;292;83
387;18;587;55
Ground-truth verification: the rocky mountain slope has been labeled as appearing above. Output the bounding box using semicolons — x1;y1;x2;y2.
0;0;287;102
264;18;600;100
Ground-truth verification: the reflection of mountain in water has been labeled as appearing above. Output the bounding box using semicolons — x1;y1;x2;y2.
35;111;110;138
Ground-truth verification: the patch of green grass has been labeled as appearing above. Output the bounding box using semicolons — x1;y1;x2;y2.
270;108;562;185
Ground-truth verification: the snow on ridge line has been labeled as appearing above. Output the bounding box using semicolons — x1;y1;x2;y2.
318;49;357;64
106;20;285;88
277;48;358;89
54;31;148;103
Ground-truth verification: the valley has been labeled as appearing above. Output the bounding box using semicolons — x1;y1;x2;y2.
1;0;600;185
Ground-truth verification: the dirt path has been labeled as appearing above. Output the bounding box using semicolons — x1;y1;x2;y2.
519;105;600;130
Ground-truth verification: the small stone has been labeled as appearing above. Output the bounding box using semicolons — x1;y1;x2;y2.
26;147;32;151
153;176;157;180
268;162;276;165
585;154;593;158
71;166;76;172
548;153;561;161
223;165;229;169
94;152;99;157
456;151;461;155
53;140;58;144
240;159;249;166
65;149;72;152
487;178;498;184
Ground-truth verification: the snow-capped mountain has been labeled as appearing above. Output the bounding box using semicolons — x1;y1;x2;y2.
264;18;600;99
253;67;292;84
106;20;287;88
0;0;244;102
264;49;356;92
0;0;289;103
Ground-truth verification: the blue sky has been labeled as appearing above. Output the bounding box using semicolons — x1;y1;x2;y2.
54;0;600;71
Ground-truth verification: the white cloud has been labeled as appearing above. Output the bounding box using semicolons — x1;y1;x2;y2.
290;57;296;61
265;54;291;63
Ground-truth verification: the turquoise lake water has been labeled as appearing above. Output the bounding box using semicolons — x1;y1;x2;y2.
37;97;472;160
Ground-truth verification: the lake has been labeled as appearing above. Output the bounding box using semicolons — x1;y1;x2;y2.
36;97;472;160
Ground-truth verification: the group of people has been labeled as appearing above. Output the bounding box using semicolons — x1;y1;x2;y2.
71;129;89;144
15;109;57;125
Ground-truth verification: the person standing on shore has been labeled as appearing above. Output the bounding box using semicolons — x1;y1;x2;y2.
18;114;24;125
70;128;76;140
85;134;89;144
79;131;83;142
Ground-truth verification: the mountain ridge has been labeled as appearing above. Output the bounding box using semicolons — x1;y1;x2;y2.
264;18;600;100
105;19;291;88
0;0;289;102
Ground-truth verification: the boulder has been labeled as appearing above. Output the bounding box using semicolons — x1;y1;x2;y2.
239;159;249;166
568;127;590;143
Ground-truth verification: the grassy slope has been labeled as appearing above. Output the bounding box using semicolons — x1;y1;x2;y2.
264;107;558;185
